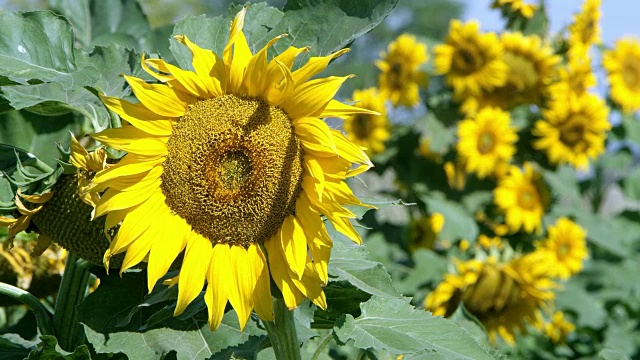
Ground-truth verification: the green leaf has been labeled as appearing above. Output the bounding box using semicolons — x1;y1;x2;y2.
600;348;632;360
313;281;371;329
421;194;479;242
574;212;639;257
49;0;153;51
333;296;496;358
555;280;607;329
84;310;263;360
621;113;640;145
328;233;401;298
0;11;98;90
394;249;448;295
171;1;397;71
26;336;90;360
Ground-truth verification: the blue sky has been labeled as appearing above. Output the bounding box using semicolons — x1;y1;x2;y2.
463;0;640;45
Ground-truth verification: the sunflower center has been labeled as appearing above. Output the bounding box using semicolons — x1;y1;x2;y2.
517;188;539;210
352;114;372;140
462;264;521;317
560;117;587;149
161;95;304;247
557;243;569;258
477;131;496;154
622;60;640;90
387;61;406;90
453;46;482;75
504;52;538;93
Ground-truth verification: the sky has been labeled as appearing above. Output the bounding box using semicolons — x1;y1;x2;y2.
463;0;640;45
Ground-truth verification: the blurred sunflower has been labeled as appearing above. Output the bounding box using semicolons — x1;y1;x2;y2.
456;107;518;179
343;88;390;155
426;252;556;344
408;212;445;251
535;217;587;280
461;32;559;114
434;20;507;97
78;8;375;331
567;0;601;59
544;311;575;344
491;0;537;19
549;57;596;98
494;163;548;234
376;33;428;107
533;93;610;169
602;38;640;113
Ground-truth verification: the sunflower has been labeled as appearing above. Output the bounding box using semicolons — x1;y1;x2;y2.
549;57;597;99
461;32;560;115
535;217;588;280
494;163;548;234
533;92;610;169
603;38;640;113
426;252;556;345
491;0;537;19
408;212;445;251
343;88;390;155
567;0;601;59
376;33;428;107
544;311;575;344
77;8;375;331
434;20;507;97
456;107;518;179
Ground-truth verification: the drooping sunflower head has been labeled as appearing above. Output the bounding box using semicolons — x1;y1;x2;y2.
434;20;507;97
461;32;560;114
456;107;518;179
426;253;556;345
567;0;601;59
493;163;549;234
343;88;390;155
533;92;610;169
491;0;537;19
535;217;588;280
81;8;376;331
375;33;428;107
603;38;640;113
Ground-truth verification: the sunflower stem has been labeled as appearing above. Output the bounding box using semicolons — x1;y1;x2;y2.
53;253;90;352
264;297;302;360
0;282;54;336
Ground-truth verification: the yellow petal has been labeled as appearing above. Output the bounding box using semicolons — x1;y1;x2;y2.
331;129;373;167
69;133;90;170
249;244;273;321
294;117;338;155
264;235;305;309
146;58;209;97
118;215;159;274
173;35;225;96
317;99;380;119
89;165;162;193
92;127;168;157
15;196;42;216
205;244;231;330
303;158;324;202
283;75;352;119
90;156;164;190
295;197;331;284
228;245;257;331
223;6;247;64
124;75;192;117
94;180;159;218
242;35;286;97
264;45;309;90
291;48;350;85
290;263;327;310
100;95;174;136
0;216;17;227
266;59;295;106
175;232;212;316
279;215;308;280
146;215;189;292
19;191;54;204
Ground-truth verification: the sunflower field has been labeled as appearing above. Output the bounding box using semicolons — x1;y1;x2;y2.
1;0;639;359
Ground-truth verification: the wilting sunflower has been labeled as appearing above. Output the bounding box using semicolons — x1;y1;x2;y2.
494;163;548;234
567;0;601;59
544;311;575;344
79;8;376;331
491;0;537;19
461;32;559;115
533;92;610;169
0;191;53;244
343;88;390;155
426;252;556;345
602;38;640;113
376;33;428;107
535;217;587;280
456;107;518;179
434;20;507;97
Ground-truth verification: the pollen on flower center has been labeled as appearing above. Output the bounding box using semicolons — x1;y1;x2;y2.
161;94;304;247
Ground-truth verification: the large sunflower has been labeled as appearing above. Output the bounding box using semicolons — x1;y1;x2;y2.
343;87;390;155
493;163;548;234
425;252;556;345
376;33;428;107
461;32;559;115
79;8;375;331
535;217;588;280
434;20;507;97
533;92;610;169
456;107;518;179
602;38;640;113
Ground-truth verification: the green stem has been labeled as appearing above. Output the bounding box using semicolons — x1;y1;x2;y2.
264;297;302;360
0;282;54;336
311;331;334;360
53;253;90;352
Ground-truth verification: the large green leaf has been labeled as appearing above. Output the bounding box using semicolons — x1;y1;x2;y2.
26;336;90;360
333;296;496;359
0;11;98;90
170;0;397;71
